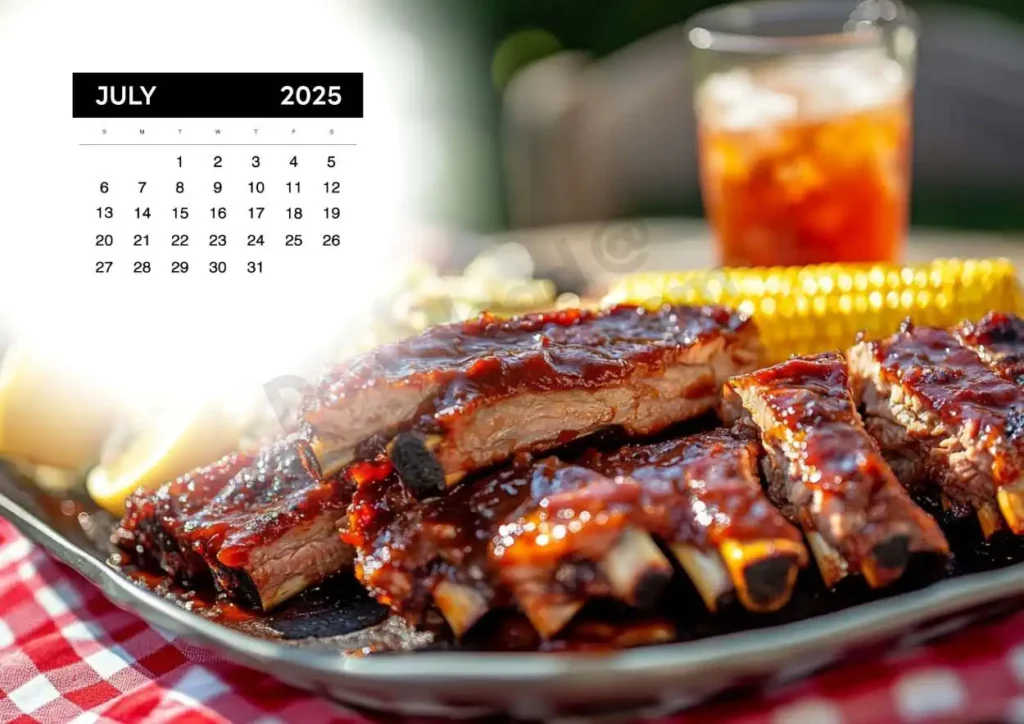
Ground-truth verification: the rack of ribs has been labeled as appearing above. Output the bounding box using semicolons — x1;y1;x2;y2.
115;435;353;610
848;321;1024;537
303;304;763;494
345;427;807;640
723;352;949;588
955;312;1024;387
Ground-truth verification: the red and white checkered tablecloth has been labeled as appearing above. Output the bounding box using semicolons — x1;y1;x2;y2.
2;517;1024;724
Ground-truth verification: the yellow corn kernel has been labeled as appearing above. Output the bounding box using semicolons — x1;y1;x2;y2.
603;258;1023;363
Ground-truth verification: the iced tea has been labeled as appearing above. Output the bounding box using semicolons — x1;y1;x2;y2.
696;48;912;267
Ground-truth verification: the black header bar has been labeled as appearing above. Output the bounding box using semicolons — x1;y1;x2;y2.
73;73;363;118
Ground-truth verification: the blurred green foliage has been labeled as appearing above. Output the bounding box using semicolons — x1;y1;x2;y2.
381;0;1024;233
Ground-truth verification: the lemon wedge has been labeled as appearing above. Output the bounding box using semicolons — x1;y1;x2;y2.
87;404;241;516
0;342;118;471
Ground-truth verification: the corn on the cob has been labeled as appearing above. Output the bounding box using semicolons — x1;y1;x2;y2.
603;258;1023;362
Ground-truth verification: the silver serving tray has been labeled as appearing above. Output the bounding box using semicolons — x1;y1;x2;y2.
2;470;1023;720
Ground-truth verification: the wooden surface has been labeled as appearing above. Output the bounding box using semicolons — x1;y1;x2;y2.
487;219;1024;292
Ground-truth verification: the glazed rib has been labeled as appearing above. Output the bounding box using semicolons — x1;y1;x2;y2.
346;457;636;639
346;427;807;640
956;312;1024;530
848;321;1024;536
955;312;1024;387
116;436;353;610
491;458;675;638
577;427;807;611
304;304;762;492
115;452;253;584
723;352;949;588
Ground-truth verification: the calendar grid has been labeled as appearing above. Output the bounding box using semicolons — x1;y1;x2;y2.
74;73;371;288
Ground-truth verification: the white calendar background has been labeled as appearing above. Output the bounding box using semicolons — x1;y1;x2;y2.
76;119;368;285
0;0;426;407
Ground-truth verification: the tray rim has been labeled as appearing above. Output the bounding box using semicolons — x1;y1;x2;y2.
3;482;1024;688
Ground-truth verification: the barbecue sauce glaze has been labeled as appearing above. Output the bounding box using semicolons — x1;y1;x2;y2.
345;427;802;627
869;322;1024;488
303;304;755;432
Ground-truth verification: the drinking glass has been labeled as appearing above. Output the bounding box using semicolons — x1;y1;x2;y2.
689;0;918;267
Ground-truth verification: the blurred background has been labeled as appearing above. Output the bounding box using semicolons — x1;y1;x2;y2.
376;0;1024;235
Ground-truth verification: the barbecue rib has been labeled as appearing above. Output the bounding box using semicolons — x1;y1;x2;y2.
955;312;1024;387
304;304;762;493
115;452;253;585
578;427;808;611
723;352;949;587
116;436;354;609
345;427;807;639
848;321;1024;536
346;457;633;639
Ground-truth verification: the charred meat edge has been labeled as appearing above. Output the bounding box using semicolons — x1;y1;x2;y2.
116;437;354;610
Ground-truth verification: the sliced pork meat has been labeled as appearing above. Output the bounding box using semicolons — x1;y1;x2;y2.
115;452;254;585
579;427;807;612
955;312;1024;387
116;436;353;610
303;304;763;493
848;321;1024;537
345;427;807;640
723;352;949;588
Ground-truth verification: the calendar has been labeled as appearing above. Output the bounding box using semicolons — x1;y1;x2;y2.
0;1;420;403
73;73;365;284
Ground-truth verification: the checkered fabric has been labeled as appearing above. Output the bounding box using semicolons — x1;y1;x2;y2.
0;524;355;723
2;518;1024;723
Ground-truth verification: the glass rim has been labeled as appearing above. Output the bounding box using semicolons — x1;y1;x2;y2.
686;0;918;54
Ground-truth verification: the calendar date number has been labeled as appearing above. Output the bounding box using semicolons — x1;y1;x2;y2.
90;147;350;277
